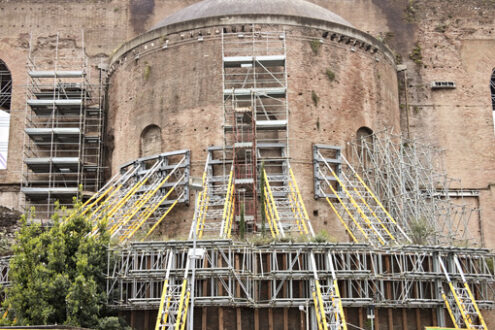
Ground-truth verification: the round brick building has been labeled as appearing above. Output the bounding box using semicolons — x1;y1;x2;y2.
107;0;399;238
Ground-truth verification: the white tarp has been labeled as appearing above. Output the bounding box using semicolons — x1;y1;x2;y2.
0;110;9;169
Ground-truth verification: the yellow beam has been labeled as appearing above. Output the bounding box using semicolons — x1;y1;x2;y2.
143;198;181;240
155;279;169;330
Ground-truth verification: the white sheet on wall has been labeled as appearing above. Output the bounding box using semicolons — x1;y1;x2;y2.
0;110;9;169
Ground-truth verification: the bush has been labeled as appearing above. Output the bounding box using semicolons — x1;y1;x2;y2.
325;69;335;82
312;230;336;243
409;217;432;245
98;316;132;330
2;205;126;329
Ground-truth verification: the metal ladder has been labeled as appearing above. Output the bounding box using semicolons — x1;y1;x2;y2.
261;163;315;237
189;154;235;239
155;249;197;330
310;252;347;330
439;255;488;330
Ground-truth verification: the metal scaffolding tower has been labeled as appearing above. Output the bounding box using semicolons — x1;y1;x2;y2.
20;33;105;220
221;29;308;236
348;130;479;247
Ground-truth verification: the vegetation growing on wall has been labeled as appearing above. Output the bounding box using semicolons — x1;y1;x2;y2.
143;62;152;81
434;23;448;33
405;0;417;22
311;90;319;106
310;39;321;55
1;204;129;330
325;68;335;82
409;42;423;65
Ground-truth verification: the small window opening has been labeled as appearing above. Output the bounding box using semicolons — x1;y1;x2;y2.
356;127;374;169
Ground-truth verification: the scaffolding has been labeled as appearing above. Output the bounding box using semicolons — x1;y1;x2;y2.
314;144;411;247
68;150;190;242
20;33;105;220
221;30;313;237
347;130;479;247
107;240;494;327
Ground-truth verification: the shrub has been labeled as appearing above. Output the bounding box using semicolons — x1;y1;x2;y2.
409;43;423;65
409;217;432;245
3;204;128;329
311;90;319;107
325;68;335;82
310;39;321;55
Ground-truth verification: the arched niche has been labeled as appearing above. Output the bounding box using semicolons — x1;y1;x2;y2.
140;125;163;157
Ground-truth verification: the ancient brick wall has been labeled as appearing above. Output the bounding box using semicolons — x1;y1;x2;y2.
0;0;493;245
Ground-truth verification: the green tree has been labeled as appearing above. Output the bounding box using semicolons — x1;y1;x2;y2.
3;205;118;329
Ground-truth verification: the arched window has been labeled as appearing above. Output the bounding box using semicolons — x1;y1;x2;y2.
356;127;374;169
0;60;11;169
0;60;11;111
356;126;374;145
140;125;162;157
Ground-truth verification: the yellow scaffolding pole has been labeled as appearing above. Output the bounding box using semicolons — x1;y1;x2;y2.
221;169;234;237
322;194;358;243
194;192;204;236
312;288;324;330
263;170;284;237
88;184;122;220
464;282;487;329
109;172;173;235
263;199;276;238
226;194;235;239
121;181;180;242
287;183;303;234
155;279;169;330
289;167;312;235
342;156;412;243
264;185;280;237
143;196;182;241
440;256;487;330
441;290;461;329
179;291;191;330
333;279;347;330
198;195;210;239
318;170;369;242
351;185;396;242
323;163;385;245
104;160;164;222
174;280;189;330
315;280;329;330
